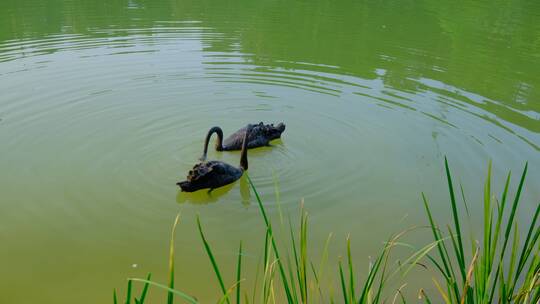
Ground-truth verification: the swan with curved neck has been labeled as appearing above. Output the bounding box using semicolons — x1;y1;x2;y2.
200;122;285;160
177;127;251;192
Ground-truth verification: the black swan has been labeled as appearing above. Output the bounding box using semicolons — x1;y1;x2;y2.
177;127;251;192
200;122;285;160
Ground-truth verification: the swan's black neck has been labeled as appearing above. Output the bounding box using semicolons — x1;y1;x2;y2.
201;126;224;160
239;127;250;170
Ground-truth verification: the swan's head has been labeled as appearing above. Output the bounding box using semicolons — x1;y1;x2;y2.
177;181;195;192
265;122;286;140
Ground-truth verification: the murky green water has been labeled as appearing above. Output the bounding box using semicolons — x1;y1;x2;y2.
1;0;539;302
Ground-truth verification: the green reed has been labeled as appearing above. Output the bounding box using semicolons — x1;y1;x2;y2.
115;160;539;303
421;158;539;303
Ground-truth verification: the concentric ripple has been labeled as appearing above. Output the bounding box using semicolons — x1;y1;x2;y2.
1;24;539;214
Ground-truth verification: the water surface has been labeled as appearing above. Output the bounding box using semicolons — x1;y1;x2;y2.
1;0;539;302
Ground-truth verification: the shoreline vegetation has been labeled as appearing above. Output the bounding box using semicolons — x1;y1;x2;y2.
115;158;539;303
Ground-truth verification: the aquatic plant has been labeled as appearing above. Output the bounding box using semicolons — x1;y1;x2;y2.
421;159;539;303
117;179;414;303
115;160;539;303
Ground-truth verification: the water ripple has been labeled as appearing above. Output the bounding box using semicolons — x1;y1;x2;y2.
0;25;538;214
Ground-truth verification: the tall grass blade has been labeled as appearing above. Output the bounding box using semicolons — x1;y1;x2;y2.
391;284;407;304
196;215;230;304
357;248;385;303
346;236;355;302
419;288;433;304
236;242;243;304
481;160;492;301
300;209;308;303
391;240;443;278
310;261;324;300
511;201;540;294
126;277;132;304
444;157;466;282
338;260;349;304
422;193;460;300
459;248;478;304
507;223;520;293
432;278;450;304
489;162;528;303
491;171;512;264
136;273;151;304
219;281;244;304
287;214;302;299
252;230;270;304
168;213;181;304
247;174;294;303
319;233;333;283
129;278;197;304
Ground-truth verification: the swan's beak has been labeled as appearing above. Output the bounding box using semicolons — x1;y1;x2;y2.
177;181;192;192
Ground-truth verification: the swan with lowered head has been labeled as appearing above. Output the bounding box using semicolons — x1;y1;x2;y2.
200;122;285;160
177;126;252;192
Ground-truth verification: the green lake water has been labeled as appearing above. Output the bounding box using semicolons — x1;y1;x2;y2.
1;0;539;302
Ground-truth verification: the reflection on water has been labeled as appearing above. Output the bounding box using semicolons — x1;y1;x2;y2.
1;0;538;146
176;174;251;205
0;0;539;303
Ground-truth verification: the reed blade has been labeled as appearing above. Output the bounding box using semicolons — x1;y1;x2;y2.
168;213;181;304
444;157;466;281
196;215;230;304
236;242;243;304
247;174;294;303
129;278;197;304
136;273;151;304
126;278;132;304
338;260;349;304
